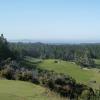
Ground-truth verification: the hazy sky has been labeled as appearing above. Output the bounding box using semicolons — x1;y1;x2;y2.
0;0;100;42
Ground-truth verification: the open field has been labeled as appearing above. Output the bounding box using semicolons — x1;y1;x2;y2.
37;59;100;89
0;80;65;100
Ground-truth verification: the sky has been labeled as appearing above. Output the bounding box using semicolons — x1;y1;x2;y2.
0;0;100;43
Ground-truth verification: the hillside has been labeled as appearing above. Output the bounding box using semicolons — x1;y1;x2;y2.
0;35;96;99
0;80;65;100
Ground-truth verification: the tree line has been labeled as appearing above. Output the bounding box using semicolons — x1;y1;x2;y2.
9;42;100;68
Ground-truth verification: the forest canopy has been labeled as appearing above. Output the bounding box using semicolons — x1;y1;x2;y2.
9;42;99;68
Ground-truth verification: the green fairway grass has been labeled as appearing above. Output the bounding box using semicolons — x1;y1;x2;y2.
0;80;65;100
38;59;100;88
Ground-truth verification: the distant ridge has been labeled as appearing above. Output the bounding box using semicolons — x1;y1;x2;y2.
8;39;100;44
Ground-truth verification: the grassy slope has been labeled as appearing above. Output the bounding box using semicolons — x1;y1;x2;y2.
38;59;100;88
0;80;64;100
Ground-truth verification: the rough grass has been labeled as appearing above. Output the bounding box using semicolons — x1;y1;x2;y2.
38;59;100;89
0;80;65;100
